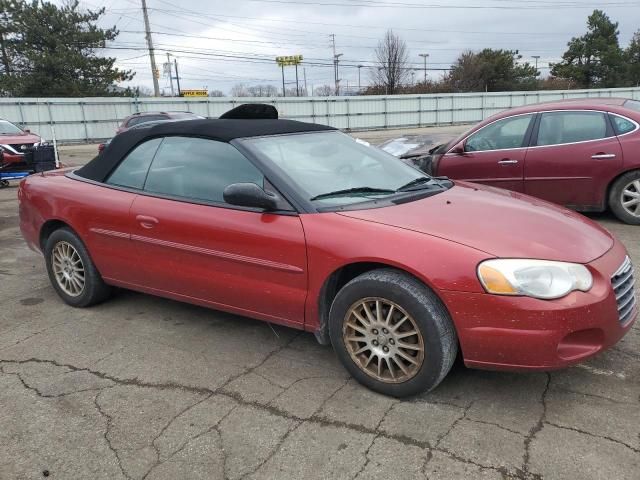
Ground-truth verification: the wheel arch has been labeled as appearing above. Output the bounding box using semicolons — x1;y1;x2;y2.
606;167;640;208
39;219;77;251
314;261;445;345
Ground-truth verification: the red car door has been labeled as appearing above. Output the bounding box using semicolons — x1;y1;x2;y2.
438;113;535;192
524;110;623;209
126;136;308;327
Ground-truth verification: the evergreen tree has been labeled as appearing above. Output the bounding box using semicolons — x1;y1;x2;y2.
0;0;133;96
625;31;640;86
551;10;623;88
445;49;537;92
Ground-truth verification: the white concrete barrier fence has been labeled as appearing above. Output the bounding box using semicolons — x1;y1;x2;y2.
1;87;639;143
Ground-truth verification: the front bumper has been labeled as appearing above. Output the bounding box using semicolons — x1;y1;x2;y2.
441;239;636;371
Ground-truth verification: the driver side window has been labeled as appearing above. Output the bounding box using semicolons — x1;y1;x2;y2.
465;114;534;152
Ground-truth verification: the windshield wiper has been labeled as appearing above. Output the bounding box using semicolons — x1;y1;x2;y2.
396;177;441;192
310;187;396;201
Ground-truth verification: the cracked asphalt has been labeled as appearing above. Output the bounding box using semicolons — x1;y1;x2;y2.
1;134;639;480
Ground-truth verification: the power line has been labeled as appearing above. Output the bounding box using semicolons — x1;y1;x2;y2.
232;0;640;9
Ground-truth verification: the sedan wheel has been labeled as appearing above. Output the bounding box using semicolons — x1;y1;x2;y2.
609;171;640;225
621;179;640;218
343;297;424;383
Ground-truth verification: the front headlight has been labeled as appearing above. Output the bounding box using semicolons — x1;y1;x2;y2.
477;259;593;300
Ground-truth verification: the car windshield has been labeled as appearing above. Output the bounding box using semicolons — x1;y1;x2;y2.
624;99;640;112
0;120;23;135
242;131;444;208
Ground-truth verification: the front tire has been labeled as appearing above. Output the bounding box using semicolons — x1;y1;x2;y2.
44;228;112;307
609;171;640;225
328;269;458;397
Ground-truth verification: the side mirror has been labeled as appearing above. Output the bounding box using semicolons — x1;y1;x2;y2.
450;141;465;155
223;183;279;211
24;129;31;133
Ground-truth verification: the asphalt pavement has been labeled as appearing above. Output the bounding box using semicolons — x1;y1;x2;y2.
0;127;638;479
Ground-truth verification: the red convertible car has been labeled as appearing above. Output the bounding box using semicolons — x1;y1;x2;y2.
392;98;640;224
18;107;636;396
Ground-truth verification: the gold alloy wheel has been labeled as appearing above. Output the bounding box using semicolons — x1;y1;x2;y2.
342;297;425;383
51;241;85;297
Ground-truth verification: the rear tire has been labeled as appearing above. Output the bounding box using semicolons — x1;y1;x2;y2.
44;228;112;307
609;170;640;225
328;269;458;397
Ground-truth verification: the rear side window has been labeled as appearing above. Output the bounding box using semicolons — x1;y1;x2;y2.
106;138;162;189
610;114;637;135
536;111;609;146
143;136;264;204
465;114;534;152
127;114;167;127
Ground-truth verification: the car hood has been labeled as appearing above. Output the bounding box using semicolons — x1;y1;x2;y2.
0;132;41;144
378;134;456;158
337;181;614;264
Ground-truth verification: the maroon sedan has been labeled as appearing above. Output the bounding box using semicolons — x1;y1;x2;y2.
416;98;640;224
0;118;44;164
18;111;636;396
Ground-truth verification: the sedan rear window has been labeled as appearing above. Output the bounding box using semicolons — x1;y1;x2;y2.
536;111;609;146
623;99;640;112
126;114;168;127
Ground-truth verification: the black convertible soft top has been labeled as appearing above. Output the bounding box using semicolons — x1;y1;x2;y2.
76;117;336;183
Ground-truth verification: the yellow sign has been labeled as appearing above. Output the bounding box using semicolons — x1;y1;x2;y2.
181;89;208;97
276;55;303;66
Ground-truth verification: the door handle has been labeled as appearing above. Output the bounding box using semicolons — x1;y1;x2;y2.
591;153;616;159
136;215;159;229
498;159;519;165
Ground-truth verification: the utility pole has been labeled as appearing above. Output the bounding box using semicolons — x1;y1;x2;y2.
166;52;174;96
357;65;363;92
419;53;429;83
295;63;300;96
174;58;181;96
303;67;308;96
281;64;286;97
141;0;160;96
330;34;338;94
334;53;343;96
532;55;540;76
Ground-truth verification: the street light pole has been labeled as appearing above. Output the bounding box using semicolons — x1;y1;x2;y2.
281;64;286;97
166;52;174;96
419;53;429;84
174;58;181;96
357;65;363;92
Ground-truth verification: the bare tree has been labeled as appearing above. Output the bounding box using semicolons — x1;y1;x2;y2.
209;89;225;97
230;83;249;97
373;30;410;94
247;84;278;97
133;85;153;97
313;84;334;96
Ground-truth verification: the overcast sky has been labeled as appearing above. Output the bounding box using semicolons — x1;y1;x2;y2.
69;0;640;94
